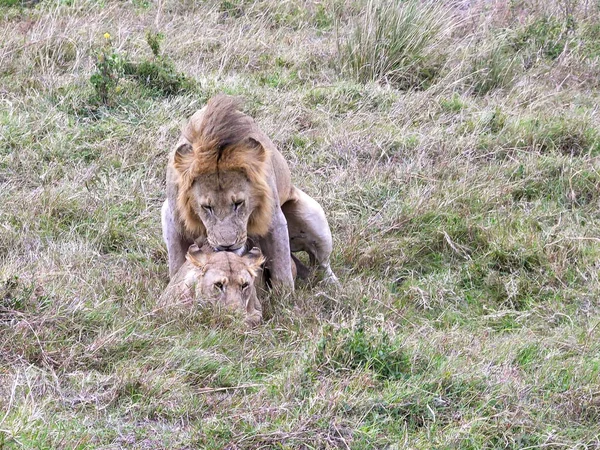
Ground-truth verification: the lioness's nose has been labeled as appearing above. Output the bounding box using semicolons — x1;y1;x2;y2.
216;244;235;251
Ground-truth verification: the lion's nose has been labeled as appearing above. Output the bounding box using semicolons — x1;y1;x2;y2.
216;244;235;251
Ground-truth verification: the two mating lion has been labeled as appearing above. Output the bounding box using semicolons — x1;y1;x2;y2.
160;95;335;324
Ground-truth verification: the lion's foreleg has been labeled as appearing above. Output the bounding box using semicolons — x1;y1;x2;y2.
162;199;192;279
258;207;295;292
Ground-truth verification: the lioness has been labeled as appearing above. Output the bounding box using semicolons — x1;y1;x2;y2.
158;244;265;327
161;94;336;289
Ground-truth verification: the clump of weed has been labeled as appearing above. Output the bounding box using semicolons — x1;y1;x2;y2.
469;35;519;96
315;322;410;380
399;212;490;275
122;31;196;97
512;16;569;62
581;22;600;59
145;30;164;57
337;0;450;89
439;93;465;113
123;60;196;96
89;33;124;105
504;116;600;156
314;4;332;30
219;0;244;18
304;82;395;115
89;31;196;105
480;107;507;134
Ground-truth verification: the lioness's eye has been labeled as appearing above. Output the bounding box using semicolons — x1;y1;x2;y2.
241;282;249;290
202;205;213;213
233;200;244;211
214;281;224;291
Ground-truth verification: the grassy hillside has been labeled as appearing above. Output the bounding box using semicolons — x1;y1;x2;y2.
2;0;600;448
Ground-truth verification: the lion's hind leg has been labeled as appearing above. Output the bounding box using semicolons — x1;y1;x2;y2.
281;187;338;283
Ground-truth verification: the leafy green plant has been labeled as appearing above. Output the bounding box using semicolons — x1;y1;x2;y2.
89;33;124;105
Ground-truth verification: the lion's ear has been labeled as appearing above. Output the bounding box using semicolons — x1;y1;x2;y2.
173;142;193;173
246;137;267;163
186;246;210;273
244;247;265;273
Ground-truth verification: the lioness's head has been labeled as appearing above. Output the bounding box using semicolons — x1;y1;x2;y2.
185;244;265;326
173;95;273;250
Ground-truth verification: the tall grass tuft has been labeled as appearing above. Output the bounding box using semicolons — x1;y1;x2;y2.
337;0;451;88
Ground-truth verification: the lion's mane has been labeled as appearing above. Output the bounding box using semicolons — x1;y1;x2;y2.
172;95;274;238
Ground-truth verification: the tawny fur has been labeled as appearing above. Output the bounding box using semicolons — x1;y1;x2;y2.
158;245;265;327
162;94;337;286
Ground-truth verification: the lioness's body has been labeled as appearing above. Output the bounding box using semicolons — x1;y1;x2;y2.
162;95;336;288
158;246;264;327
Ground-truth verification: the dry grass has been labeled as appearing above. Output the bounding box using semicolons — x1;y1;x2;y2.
2;0;600;448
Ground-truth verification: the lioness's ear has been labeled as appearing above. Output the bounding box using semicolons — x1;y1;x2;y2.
186;248;210;273
173;142;193;173
244;247;265;273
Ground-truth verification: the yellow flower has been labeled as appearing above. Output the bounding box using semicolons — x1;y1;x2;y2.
104;33;111;40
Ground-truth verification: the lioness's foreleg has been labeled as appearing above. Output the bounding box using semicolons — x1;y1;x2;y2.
258;206;295;291
282;187;337;283
161;199;193;279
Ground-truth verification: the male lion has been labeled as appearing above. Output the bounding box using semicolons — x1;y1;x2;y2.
158;244;265;327
161;94;336;289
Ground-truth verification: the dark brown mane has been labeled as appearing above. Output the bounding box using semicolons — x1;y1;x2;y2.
191;94;254;158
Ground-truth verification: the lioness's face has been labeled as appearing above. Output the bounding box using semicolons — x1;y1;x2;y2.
186;247;264;325
190;170;254;251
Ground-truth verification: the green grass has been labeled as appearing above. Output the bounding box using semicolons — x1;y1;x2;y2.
337;0;450;89
2;0;600;448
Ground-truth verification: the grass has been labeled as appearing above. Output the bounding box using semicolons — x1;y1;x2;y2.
2;0;600;448
337;0;450;88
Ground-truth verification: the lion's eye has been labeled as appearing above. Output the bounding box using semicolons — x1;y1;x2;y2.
214;281;224;291
241;282;249;290
202;205;213;213
233;200;244;211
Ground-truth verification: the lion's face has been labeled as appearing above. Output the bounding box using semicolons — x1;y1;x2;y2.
189;170;257;252
185;246;264;325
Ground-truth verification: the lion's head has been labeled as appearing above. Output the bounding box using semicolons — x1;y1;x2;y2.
172;95;273;251
164;244;265;326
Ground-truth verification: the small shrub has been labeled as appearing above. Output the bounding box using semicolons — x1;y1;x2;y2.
337;0;450;89
123;60;196;97
122;29;196;96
